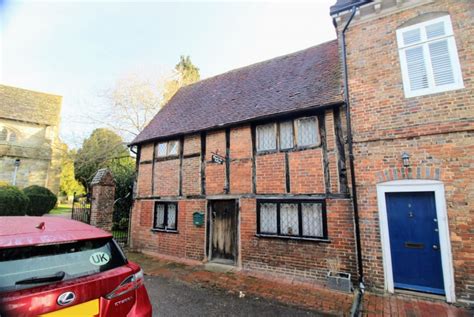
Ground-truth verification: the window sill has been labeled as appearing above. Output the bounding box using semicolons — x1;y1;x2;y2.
150;228;179;234
255;234;330;243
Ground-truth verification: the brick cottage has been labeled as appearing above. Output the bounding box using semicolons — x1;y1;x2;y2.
130;0;473;305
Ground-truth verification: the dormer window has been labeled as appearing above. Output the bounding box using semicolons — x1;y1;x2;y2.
396;15;464;98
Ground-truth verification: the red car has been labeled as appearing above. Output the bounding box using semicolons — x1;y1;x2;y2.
0;216;152;317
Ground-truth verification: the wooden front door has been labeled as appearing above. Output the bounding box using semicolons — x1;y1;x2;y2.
209;200;238;263
386;192;444;294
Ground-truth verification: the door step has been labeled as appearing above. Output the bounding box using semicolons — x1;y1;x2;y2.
204;262;236;273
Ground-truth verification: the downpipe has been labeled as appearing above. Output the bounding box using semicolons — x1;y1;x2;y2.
335;4;367;316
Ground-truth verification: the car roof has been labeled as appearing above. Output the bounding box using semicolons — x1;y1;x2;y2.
0;216;112;248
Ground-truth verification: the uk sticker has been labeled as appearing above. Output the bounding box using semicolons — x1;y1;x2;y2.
89;252;110;266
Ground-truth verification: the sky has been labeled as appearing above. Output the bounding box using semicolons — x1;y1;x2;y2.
0;0;337;147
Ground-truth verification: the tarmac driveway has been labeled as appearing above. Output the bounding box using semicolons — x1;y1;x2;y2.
144;275;322;317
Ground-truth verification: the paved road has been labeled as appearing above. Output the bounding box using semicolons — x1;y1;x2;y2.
144;275;323;317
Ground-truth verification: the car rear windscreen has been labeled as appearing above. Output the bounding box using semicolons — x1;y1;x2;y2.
0;238;127;292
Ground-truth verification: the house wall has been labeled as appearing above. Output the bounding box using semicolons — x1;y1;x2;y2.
337;0;473;302
0;86;62;194
130;106;358;284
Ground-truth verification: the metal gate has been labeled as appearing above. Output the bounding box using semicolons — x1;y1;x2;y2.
71;193;91;224
112;192;132;247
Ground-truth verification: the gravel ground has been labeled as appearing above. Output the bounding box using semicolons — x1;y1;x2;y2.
144;275;325;317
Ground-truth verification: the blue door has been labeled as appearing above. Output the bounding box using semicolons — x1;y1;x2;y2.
386;192;444;295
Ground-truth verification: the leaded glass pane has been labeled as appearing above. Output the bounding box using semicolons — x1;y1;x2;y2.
155;204;165;228
167;204;177;229
157;142;167;157
260;203;277;234
302;203;323;237
168;140;179;156
256;123;276;152
279;121;294;150
297;117;318;147
280;203;299;236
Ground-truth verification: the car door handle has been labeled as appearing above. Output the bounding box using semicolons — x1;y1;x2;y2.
433;245;439;250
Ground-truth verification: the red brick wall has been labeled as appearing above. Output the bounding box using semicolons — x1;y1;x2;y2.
230;125;252;194
130;199;206;261
182;157;201;196
240;198;357;283
256;153;286;194
140;143;154;161
183;134;200;156
340;0;474;301
288;149;325;194
154;160;180;196
205;131;226;195
137;163;152;197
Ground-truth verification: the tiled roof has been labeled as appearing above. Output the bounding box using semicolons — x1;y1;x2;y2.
0;85;62;126
131;40;343;145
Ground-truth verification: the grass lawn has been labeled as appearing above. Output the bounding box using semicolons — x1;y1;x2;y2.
49;203;72;215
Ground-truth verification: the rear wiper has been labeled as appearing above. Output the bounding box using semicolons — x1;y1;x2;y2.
15;271;66;285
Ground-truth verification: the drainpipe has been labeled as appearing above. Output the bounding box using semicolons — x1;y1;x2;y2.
335;5;365;314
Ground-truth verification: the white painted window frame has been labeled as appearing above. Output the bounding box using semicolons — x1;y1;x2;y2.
397;15;464;98
376;179;456;302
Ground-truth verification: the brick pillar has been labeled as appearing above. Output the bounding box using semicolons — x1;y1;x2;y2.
90;169;115;232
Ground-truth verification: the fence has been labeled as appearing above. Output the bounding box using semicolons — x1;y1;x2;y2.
71;193;91;224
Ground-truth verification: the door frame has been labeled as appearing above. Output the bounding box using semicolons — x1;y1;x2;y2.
376;179;455;302
206;199;239;265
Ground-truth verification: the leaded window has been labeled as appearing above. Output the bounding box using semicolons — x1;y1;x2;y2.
256;123;276;152
279;121;294;150
156;140;180;158
280;203;299;236
259;203;277;234
153;202;178;231
255;116;319;153
297;117;319;147
302;203;323;237
257;200;327;240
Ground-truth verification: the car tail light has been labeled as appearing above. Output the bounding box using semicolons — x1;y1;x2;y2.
105;269;144;299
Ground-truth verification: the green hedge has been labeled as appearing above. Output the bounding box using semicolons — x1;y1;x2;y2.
0;185;29;216
23;185;57;216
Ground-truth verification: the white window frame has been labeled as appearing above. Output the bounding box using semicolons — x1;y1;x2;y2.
397;15;464;98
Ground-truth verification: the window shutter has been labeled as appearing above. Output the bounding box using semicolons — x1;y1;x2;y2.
429;39;455;86
405;46;429;91
402;28;421;46
426;21;445;39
